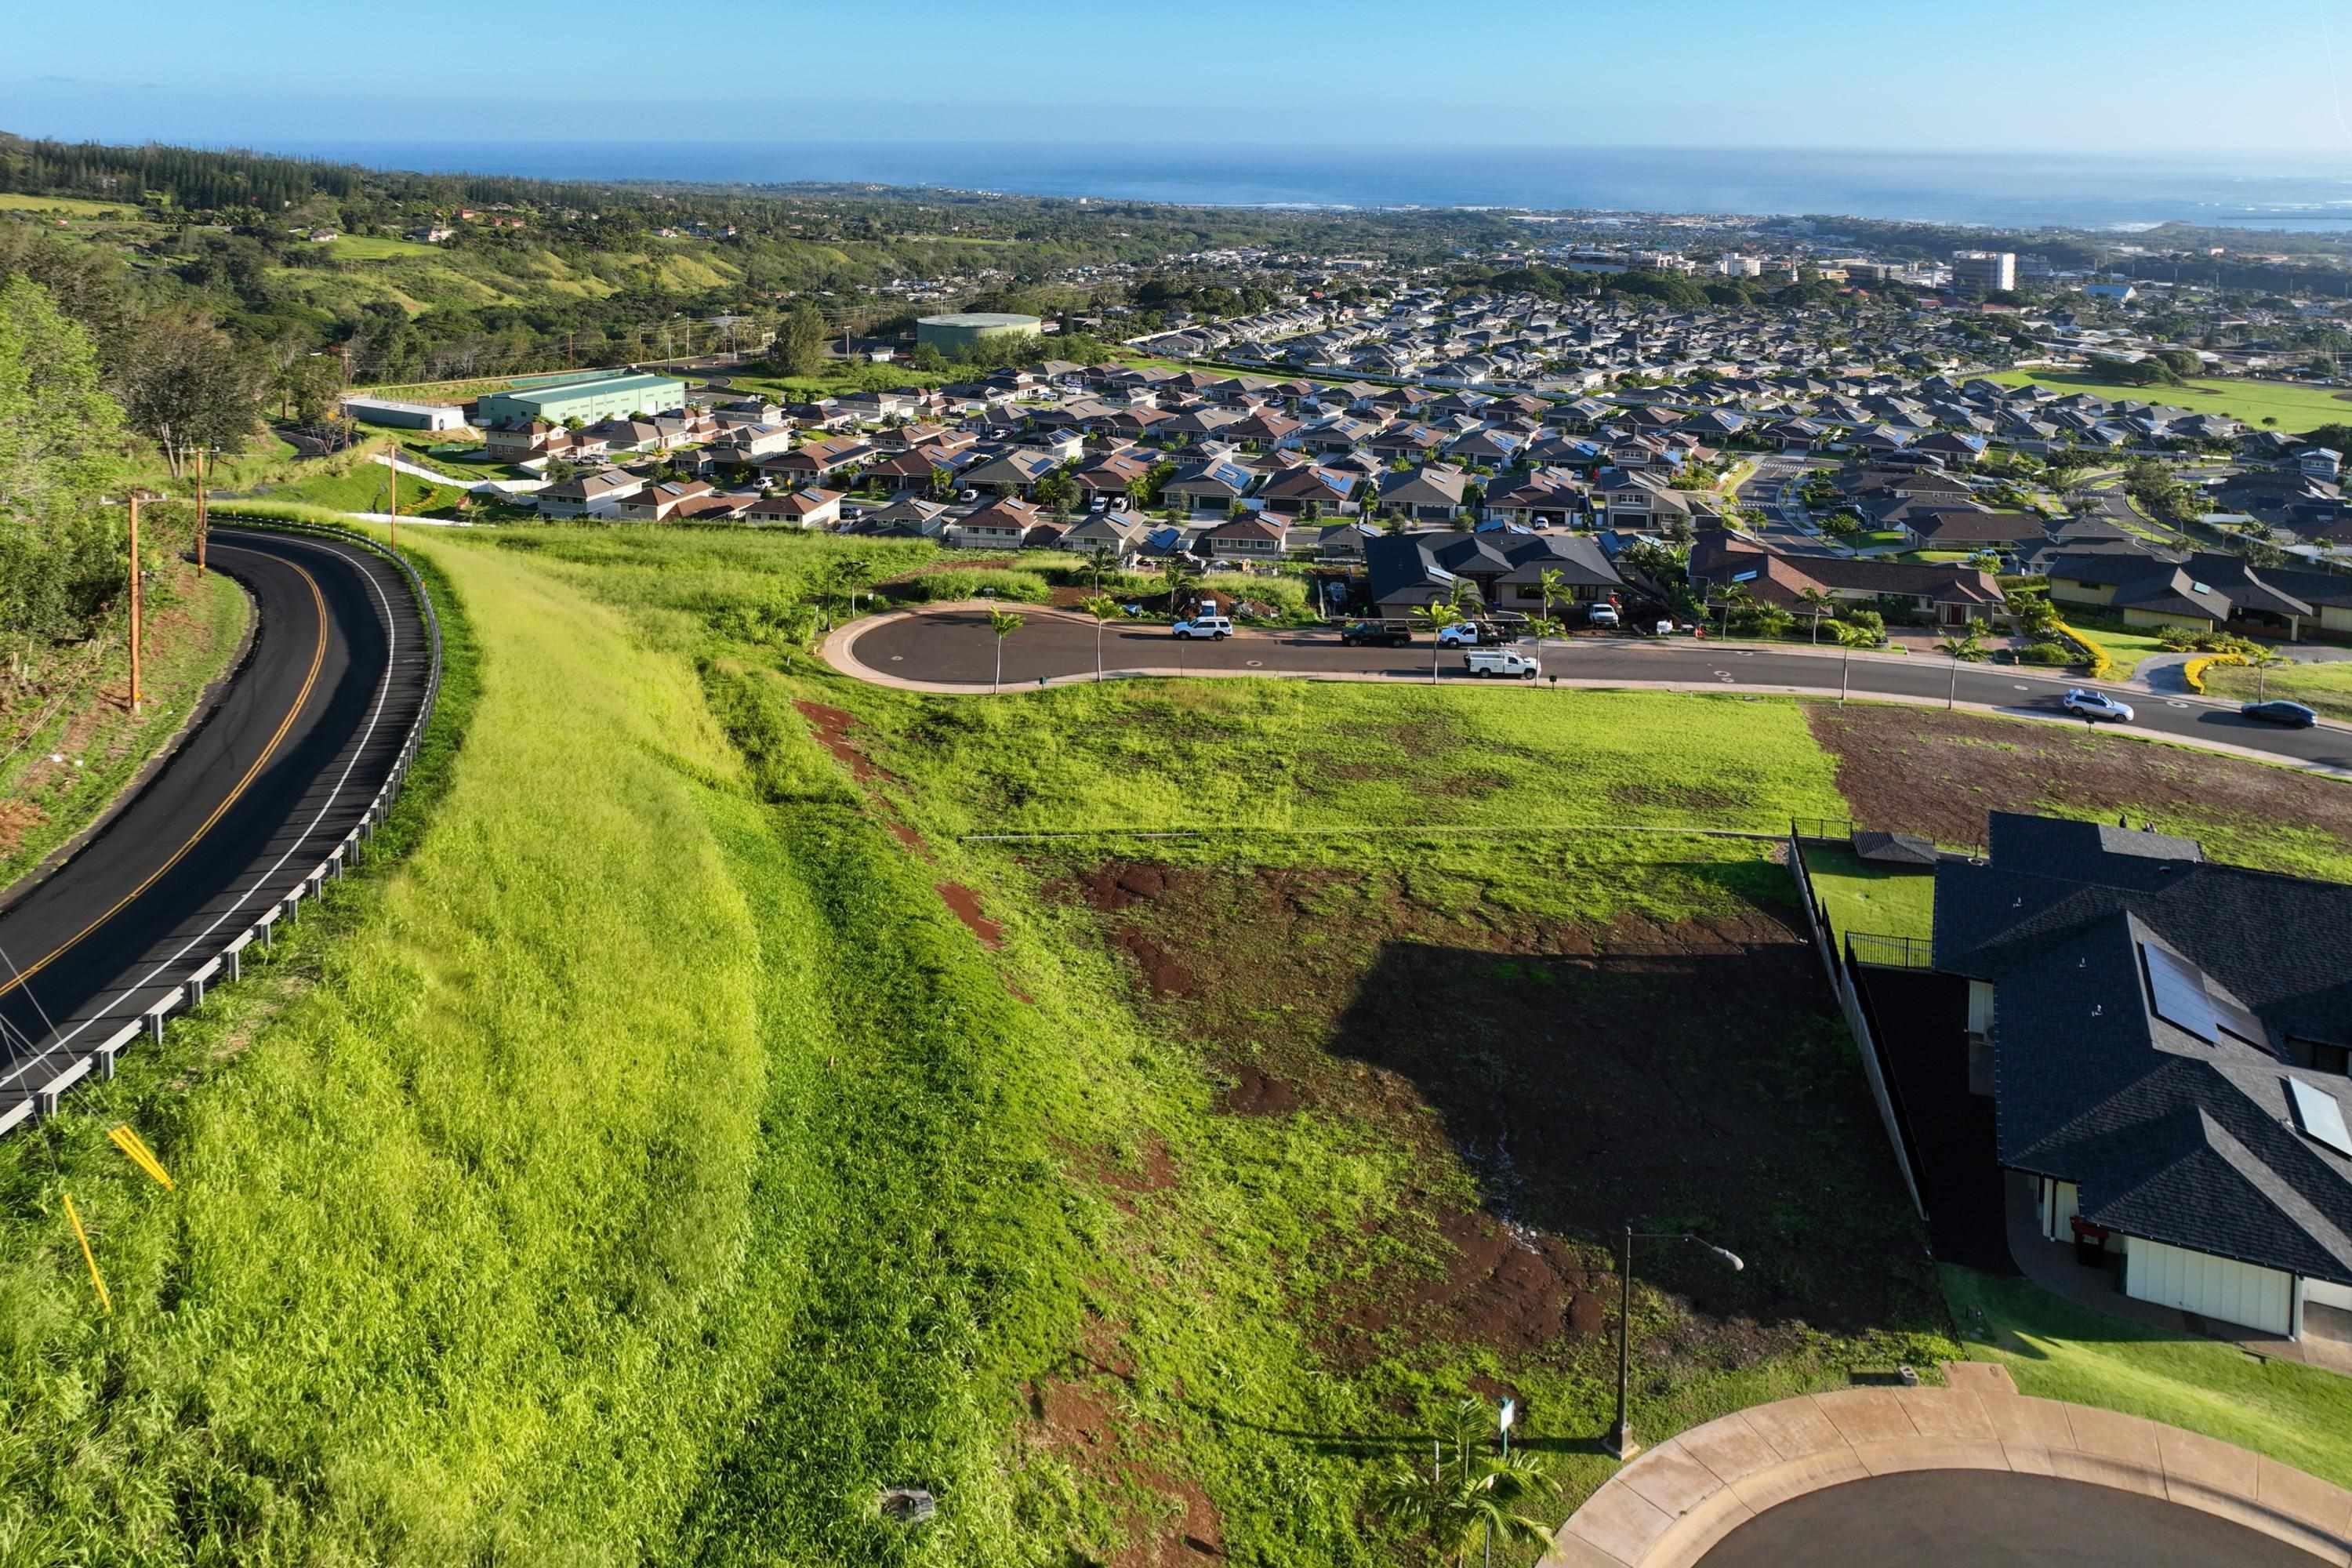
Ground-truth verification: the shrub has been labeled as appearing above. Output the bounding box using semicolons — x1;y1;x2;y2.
2051;619;2113;677
2018;641;2074;666
898;568;1051;604
2183;652;2248;693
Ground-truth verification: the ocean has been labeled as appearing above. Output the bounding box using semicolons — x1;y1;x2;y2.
270;140;2352;232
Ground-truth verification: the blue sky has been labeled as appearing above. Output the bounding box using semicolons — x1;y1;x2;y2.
4;0;2348;158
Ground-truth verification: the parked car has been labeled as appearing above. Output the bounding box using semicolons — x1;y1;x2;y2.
2063;688;2135;723
1587;604;1621;629
956;488;978;503
1465;648;1541;679
1340;621;1411;647
1437;622;1482;646
1171;615;1233;640
2240;699;2319;728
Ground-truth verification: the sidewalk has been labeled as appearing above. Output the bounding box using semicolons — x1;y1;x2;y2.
1544;1367;2352;1567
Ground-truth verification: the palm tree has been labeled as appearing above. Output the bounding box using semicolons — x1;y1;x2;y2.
1160;552;1201;617
1709;581;1753;637
1085;543;1116;591
1411;598;1465;684
1080;593;1119;683
1795;586;1835;644
1933;627;1987;710
1538;566;1566;630
986;608;1025;695
1373;1451;1559;1567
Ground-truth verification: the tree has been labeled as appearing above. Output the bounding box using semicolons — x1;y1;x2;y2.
1036;466;1078;517
1160;551;1200;614
1373;1452;1558;1567
986;607;1024;694
776;303;829;377
1080;593;1119;682
0;276;132;670
114;312;263;476
1084;543;1115;591
1538;567;1566;630
1410;597;1465;683
1795;586;1835;644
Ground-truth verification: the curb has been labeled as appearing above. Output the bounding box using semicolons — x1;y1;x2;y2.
1542;1367;2352;1568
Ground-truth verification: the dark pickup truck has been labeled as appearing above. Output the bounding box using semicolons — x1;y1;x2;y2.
1338;621;1413;647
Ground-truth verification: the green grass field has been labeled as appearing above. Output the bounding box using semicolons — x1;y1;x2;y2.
1802;845;1937;943
0;191;128;218
325;234;445;260
1991;370;2352;433
2053;614;2176;679
1944;1268;2352;1489
2205;657;2352;722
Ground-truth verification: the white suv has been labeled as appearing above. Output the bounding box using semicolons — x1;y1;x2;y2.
1171;615;1233;640
2063;688;2135;723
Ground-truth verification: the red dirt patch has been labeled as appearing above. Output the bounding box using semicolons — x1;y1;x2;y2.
935;881;1002;948
1216;1062;1302;1117
1043;857;1936;1372
1324;1211;1612;1369
1026;1369;1225;1566
1061;1133;1180;1212
793;699;878;782
1807;703;2352;853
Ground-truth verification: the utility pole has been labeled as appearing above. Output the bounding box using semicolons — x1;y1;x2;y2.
194;445;209;576
126;492;145;715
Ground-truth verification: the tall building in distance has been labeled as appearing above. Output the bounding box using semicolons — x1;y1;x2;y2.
1951;249;2017;295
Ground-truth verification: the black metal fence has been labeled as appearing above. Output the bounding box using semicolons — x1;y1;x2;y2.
1790;815;1857;843
1847;931;1936;970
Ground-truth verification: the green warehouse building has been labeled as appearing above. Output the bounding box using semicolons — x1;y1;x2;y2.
916;312;1043;354
474;371;688;430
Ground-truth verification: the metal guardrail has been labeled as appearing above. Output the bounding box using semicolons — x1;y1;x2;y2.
1;517;443;1136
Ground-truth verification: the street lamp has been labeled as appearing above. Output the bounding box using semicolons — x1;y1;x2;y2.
1606;1225;1744;1461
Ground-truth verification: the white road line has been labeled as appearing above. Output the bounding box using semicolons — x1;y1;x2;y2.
0;535;401;1083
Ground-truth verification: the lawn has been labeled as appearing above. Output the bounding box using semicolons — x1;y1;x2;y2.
1802;844;1936;944
2051;613;2176;680
1943;1267;2352;1490
325;234;445;261
0;191;129;218
2205;656;2352;723
1990;369;2352;434
250;456;473;517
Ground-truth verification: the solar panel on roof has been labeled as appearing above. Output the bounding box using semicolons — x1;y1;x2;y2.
2288;1078;2352;1160
2140;942;2218;1043
2214;993;2270;1051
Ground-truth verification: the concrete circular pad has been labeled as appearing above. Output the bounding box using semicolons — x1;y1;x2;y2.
1699;1470;2324;1567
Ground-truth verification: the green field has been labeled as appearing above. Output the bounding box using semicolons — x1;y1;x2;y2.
1991;369;2352;433
1802;845;1937;943
325;234;446;260
1944;1268;2352;1489
0;191;129;218
11;521;2352;1564
2205;656;2352;722
2053;613;2176;679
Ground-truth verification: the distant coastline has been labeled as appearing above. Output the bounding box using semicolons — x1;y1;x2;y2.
246;139;2352;231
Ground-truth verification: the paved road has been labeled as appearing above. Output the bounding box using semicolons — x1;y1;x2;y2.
0;526;433;1129
841;609;2352;775
1697;1469;2317;1566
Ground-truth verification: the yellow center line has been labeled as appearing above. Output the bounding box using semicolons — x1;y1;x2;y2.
0;552;329;1000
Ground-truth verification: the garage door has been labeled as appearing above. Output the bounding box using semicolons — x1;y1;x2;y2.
2125;1238;2293;1338
2306;1278;2352;1314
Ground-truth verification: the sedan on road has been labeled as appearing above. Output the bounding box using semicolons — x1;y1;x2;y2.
2063;688;2136;723
2240;699;2320;728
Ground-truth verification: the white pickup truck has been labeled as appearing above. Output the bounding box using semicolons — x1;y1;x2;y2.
1465;649;1541;680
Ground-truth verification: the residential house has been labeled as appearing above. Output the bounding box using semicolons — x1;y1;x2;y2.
1162;457;1259;514
1200;515;1287;564
743;487;845;529
1929;812;2352;1341
612;478;717;522
535;467;644;519
1377;464;1471;523
949;497;1042;549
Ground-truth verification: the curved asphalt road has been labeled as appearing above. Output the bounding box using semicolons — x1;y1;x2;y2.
1697;1469;2318;1566
0;526;432;1128
840;608;2352;777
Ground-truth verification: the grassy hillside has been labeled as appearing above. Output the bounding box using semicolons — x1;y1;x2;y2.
0;562;250;892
